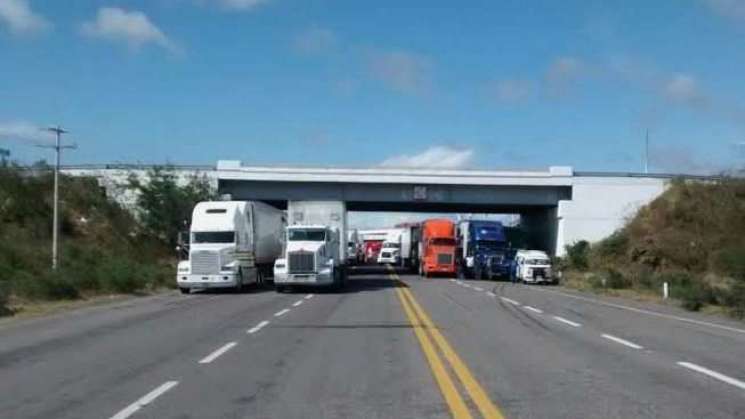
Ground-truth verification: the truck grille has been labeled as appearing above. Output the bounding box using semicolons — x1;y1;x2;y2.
289;252;315;274
437;253;452;265
191;250;219;275
381;252;391;258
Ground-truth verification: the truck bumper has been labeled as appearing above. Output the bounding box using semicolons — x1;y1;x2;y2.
425;265;455;275
274;271;334;286
177;273;240;289
377;256;400;264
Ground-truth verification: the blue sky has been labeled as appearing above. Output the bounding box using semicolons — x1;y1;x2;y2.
1;0;745;173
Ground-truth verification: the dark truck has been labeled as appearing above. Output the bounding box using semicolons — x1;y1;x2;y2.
456;220;511;280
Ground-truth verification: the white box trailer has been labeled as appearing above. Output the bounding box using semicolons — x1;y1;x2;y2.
273;201;348;290
177;201;285;293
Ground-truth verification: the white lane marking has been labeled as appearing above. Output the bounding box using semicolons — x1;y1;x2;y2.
473;287;484;292
602;334;643;350
109;380;179;419
523;305;543;314
292;300;304;307
487;291;496;297
274;308;290;317
553;316;581;327
199;342;238;364
677;362;745;391
247;320;270;334
304;294;314;299
450;279;456;282
530;287;745;336
500;297;520;305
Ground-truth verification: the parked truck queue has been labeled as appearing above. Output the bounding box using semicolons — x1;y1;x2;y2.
176;200;554;292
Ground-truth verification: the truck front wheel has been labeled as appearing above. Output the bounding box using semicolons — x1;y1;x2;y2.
179;287;190;294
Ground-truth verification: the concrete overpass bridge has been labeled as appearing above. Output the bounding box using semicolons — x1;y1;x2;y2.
214;161;670;256
63;161;710;256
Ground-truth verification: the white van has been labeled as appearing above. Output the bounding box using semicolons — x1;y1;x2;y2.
515;250;554;284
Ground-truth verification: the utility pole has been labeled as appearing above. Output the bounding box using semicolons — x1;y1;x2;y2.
644;129;650;174
38;126;76;270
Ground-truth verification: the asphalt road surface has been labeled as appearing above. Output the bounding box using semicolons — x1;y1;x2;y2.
1;265;744;418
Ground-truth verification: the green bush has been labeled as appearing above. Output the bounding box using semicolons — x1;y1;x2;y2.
564;240;590;271
724;282;745;319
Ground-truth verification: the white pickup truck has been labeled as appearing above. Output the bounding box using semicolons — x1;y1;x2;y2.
515;249;555;284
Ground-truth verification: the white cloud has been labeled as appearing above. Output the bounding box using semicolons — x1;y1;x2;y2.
294;26;337;55
703;0;745;21
663;74;705;105
213;0;268;11
0;0;50;35
487;79;533;103
368;50;432;95
81;7;179;53
0;120;54;144
380;146;474;169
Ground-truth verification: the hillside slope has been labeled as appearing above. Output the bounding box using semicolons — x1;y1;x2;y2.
565;178;745;316
0;165;173;315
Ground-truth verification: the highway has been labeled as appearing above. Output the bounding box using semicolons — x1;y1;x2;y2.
1;266;744;418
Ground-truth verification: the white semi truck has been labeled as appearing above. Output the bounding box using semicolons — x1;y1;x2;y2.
273;201;347;291
176;201;284;294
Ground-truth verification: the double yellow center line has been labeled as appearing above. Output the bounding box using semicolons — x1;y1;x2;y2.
391;270;505;419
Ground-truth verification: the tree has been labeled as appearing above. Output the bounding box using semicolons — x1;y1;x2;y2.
128;167;215;247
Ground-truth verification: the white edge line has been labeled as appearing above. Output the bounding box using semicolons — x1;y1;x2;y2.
199;341;238;364
677;362;745;391
523;305;543;314
500;297;520;305
274;308;291;317
530;286;745;336
487;291;496;297
292;300;303;307
473;287;484;292
602;334;643;350
304;294;314;299
109;381;179;419
553;316;581;327
247;320;270;334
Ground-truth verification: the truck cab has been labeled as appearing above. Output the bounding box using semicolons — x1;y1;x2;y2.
377;230;403;265
273;225;344;290
176;201;284;294
456;220;510;280
419;219;456;277
515;250;554;284
177;202;251;293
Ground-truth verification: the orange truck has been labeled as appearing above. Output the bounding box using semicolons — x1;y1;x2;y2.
418;219;456;277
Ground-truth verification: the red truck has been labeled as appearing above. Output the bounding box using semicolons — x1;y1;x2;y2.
418;219;456;277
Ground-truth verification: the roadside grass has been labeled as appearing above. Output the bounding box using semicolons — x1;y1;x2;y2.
0;165;181;317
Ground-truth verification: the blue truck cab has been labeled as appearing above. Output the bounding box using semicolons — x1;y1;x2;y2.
456;220;511;280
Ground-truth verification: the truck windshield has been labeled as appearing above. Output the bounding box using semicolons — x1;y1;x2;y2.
526;258;550;265
383;242;400;249
192;231;235;244
431;238;455;246
288;229;326;241
476;240;506;251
